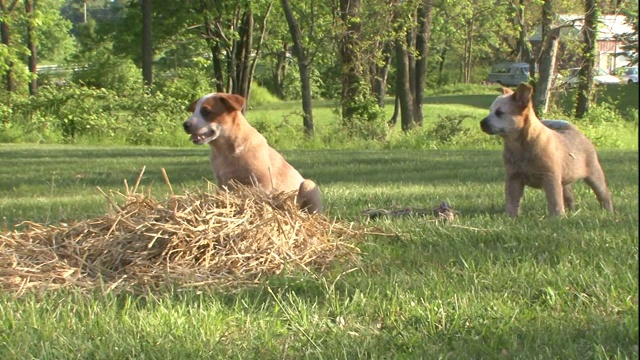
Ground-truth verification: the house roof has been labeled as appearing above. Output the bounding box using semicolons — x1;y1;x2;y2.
529;14;633;41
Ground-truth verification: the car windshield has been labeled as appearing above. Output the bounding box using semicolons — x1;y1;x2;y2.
625;67;638;75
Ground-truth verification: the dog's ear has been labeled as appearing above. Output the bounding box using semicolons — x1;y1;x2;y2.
186;99;198;112
219;94;246;112
512;83;533;109
500;86;513;95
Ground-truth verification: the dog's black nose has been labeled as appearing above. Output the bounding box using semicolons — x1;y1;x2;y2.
480;117;491;133
183;120;191;133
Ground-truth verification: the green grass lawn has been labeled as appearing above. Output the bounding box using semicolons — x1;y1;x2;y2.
1;144;638;359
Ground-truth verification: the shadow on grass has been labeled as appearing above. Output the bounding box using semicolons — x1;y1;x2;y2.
1;145;635;200
0;146;506;194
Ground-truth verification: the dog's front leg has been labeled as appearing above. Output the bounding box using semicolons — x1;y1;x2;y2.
562;185;575;211
296;179;323;214
543;176;565;216
505;177;525;217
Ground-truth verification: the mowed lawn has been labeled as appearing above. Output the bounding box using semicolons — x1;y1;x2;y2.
0;144;638;359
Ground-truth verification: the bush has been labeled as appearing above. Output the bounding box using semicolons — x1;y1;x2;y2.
385;114;500;150
248;83;281;107
1;83;189;146
153;67;216;105
70;53;142;95
338;92;388;141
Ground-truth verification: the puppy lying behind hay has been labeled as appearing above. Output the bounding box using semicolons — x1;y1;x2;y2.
183;93;322;213
480;83;613;217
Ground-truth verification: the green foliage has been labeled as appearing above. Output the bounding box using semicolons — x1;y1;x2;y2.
69;20;141;94
248;83;281;107
339;88;388;141
1;83;188;146
386;115;499;150
426;114;473;144
32;0;76;64
620;1;639;65
153;67;216;104
70;53;142;94
1;82;637;151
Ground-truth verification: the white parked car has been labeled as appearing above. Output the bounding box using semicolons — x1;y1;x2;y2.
561;67;621;87
619;66;638;84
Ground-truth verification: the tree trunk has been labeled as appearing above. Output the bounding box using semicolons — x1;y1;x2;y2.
199;0;225;92
141;0;153;88
338;0;363;124
462;19;474;83
437;46;447;85
514;0;532;64
226;10;240;93
25;0;37;96
371;42;391;108
533;28;560;116
412;1;433;127
406;11;416;115
273;42;289;99
235;11;253;101
282;0;314;134
575;0;598;118
0;0;18;93
533;0;555;82
388;96;399;126
533;0;558;116
395;38;414;132
245;4;272;110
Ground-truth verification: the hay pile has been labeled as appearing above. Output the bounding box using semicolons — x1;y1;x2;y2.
0;175;363;295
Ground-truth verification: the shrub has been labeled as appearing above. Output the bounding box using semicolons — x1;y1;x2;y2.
385;114;500;150
153;67;215;104
337;92;388;141
248;83;281;107
70;53;142;95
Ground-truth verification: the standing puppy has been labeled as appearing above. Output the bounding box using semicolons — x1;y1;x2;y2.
183;93;322;213
480;83;613;217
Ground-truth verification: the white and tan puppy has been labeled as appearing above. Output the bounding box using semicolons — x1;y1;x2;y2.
480;83;613;217
183;93;322;213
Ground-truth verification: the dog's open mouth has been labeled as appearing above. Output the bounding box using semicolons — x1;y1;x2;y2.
190;128;217;145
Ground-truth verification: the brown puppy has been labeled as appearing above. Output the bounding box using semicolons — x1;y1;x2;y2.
480;83;613;217
183;93;322;213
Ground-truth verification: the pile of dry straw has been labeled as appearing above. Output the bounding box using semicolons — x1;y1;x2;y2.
0;169;365;295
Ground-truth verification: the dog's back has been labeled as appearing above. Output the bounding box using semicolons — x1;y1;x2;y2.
541;119;606;186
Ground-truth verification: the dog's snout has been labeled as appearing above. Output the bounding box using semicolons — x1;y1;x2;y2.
480;117;492;134
183;118;195;133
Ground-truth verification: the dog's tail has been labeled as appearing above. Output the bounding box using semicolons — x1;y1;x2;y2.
297;179;323;214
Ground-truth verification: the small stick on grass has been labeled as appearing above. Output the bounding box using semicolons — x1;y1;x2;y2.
161;168;174;196
132;166;146;194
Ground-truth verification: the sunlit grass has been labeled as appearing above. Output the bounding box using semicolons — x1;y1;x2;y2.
1;144;637;358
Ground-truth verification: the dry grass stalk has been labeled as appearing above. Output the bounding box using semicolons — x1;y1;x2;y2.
0;176;364;295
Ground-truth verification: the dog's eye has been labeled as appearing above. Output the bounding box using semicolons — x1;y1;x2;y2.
495;109;504;117
201;107;212;117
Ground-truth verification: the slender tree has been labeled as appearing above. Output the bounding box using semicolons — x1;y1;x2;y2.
412;0;433;127
141;0;152;87
575;0;598;118
533;0;558;115
25;0;37;96
338;0;364;124
281;0;314;135
395;25;414;131
272;41;289;99
0;0;19;92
